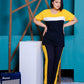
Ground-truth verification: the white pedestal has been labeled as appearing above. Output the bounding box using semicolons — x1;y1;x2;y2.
19;41;43;84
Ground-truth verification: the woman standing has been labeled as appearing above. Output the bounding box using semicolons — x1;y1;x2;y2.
33;0;78;84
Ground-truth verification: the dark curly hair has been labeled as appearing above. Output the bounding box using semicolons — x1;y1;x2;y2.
50;0;63;11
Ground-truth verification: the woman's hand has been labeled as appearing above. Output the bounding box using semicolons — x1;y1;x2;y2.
63;25;65;35
62;16;78;35
43;25;48;36
33;18;48;36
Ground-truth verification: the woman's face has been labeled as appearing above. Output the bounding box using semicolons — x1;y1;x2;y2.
52;0;61;9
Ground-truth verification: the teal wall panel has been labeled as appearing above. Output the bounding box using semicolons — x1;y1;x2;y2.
63;0;74;35
61;36;75;69
0;36;8;70
74;0;84;82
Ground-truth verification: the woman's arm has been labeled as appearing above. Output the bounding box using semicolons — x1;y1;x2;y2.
63;16;78;34
64;16;78;28
33;18;46;28
33;18;47;36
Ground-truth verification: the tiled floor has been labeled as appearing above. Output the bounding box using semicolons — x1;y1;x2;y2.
0;82;84;84
0;77;84;84
57;82;84;84
61;77;84;84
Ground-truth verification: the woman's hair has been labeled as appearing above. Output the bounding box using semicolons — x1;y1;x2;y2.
50;0;63;11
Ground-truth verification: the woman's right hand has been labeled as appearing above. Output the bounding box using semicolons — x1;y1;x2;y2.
43;25;48;36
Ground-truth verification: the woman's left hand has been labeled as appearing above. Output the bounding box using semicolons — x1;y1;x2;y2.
63;25;65;35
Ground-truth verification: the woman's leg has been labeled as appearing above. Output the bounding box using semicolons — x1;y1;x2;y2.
52;46;64;84
42;44;55;84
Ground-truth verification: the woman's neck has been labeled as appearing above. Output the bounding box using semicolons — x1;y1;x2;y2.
50;8;59;14
52;8;59;11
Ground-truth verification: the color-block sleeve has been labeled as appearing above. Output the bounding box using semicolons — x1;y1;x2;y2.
34;10;45;21
63;9;75;21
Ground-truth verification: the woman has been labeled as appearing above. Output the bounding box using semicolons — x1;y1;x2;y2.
33;0;78;84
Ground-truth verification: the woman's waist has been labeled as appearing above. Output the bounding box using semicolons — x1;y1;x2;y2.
47;26;63;33
44;30;64;40
46;29;64;35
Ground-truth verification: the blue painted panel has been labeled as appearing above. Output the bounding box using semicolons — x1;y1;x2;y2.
61;36;75;69
73;0;84;82
0;36;8;70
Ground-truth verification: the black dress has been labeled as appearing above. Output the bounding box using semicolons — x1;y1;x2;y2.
42;20;65;47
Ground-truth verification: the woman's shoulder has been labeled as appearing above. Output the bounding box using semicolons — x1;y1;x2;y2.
61;9;67;12
61;9;70;13
40;8;69;15
42;8;68;13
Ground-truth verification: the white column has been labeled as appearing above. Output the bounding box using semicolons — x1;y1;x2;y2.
19;41;43;84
